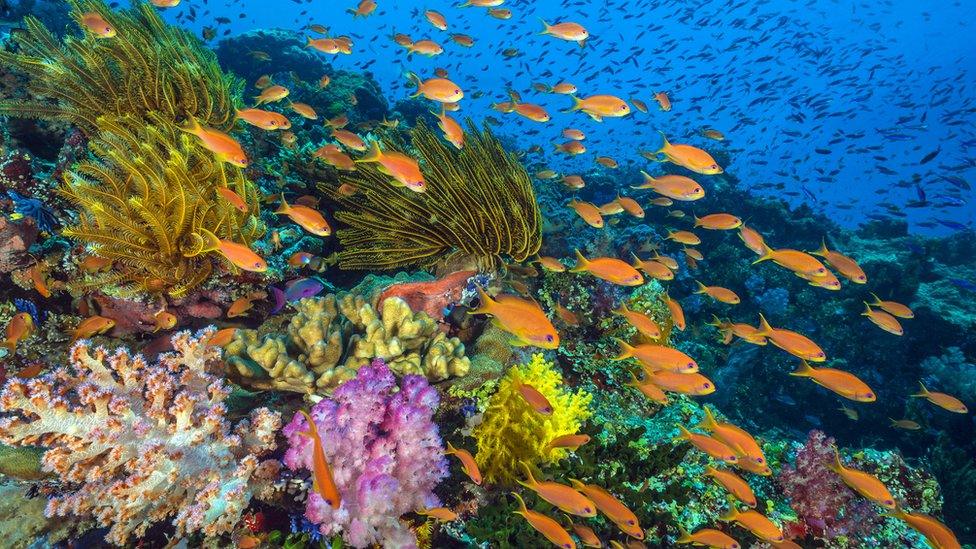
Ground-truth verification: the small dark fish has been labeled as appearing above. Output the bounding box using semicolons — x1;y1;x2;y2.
919;148;940;165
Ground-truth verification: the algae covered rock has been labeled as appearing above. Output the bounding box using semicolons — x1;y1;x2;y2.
225;292;470;394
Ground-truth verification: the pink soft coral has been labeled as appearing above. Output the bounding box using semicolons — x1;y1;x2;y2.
777;430;881;541
283;359;447;548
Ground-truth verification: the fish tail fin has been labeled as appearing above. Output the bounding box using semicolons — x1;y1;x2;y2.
626;370;642;387
693;280;707;294
751;242;775;264
674;424;692;443
356;141;382;163
274;193;290;215
564;95;584;113
406;71;422;96
868;292;883;306
510;492;528;516
197;227;222;253
630;252;643;270
756;313;774;336
656;131;671;154
693;215;702;228
911;381;929;398
676;526;693;544
612;303;629;316
569;249;589;272
467;284;495;315
538;18;551;35
861;301;873;316
706;314;723;328
568;478;585;491
789;360;815;377
0;339;14;353
612;338;633;360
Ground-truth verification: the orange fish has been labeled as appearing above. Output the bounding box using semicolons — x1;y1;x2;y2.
459;0;504;5
911;382;968;414
647;370;714;395
79;255;112;273
662;292;686;331
650;197;674;207
236;108;291;130
433;107;464;149
536;256;567;272
862;303;904;336
517;463;596;517
633;171;704;201
511;493;577;548
253;85;289;105
347;0;377;17
562;128;585;140
568;480;643;539
599;200;624;216
290;102;318;120
2;312;34;353
695;213;742;230
71;315;115;342
276;195;332;237
653;92;671;111
667;230;701;246
469;286;559;349
356;142;426;192
180;116;248;168
332;128;366;151
28;264;51;298
568;199;604;228
810;239;867;284
614;304;661;339
555;141;587;155
652;133;722;175
676;426;739;464
867;293;913;319
202;229;267;272
445;442;482;484
753;244;829;279
614;339;697;373
407;39;444;57
756;313;825;361
572;523;602;548
886;508;960;549
517;383;554;415
451;33;475;47
616;195;644;217
80;11;116;37
737;225;766;256
828;446;896;508
676;527;739;549
790;360;875;402
708;316;767;346
216;187;248;213
630;97;649;113
555;303;580;326
698;407;769;473
571;250;644;286
706;466;757;507
408;73;463;103
596;156;619;169
719;508;783;543
509;95;551;123
551;82;578;95
152;310;177;332
797;268;842;291
566;94;631;122
684;248;704;261
425;9;448;30
417;507;458;522
631;255;674;281
307;37;352;54
206;327;238;347
297;410;341;508
702;128;725;140
227;296;256;318
319;75;331;88
313;144;356;171
891;418;921;430
694;281;740;304
540;20;589;46
561;175;585;189
547;434;591;451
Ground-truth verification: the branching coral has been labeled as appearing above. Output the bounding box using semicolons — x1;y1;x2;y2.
472;354;592;484
59;115;263;297
282;360;448;548
0;329;282;545
225;292;470;393
319;120;542;272
0;0;240;132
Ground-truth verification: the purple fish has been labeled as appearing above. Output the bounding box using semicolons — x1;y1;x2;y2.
284;277;325;302
270;286;286;314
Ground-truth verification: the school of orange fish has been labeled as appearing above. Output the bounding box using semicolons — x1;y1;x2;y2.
3;1;964;548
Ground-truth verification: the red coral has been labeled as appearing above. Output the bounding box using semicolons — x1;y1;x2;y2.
777;430;881;542
377;270;476;322
0;216;38;273
0;151;36;195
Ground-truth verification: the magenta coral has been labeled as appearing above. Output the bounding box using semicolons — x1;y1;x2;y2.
283;359;448;548
0;329;282;545
777;430;881;541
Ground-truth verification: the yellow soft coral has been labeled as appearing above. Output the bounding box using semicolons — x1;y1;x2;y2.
472;354;592;484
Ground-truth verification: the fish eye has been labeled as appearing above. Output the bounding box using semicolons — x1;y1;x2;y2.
703;383;711;388
584;507;592;513
866;392;875;399
627;520;635;525
885;499;894;506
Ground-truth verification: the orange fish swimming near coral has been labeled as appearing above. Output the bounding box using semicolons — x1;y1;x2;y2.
571;250;644;286
297;410;341;509
469;286;559;349
650;133;722;175
445;442;482;485
180;116;248;168
356;142;426;192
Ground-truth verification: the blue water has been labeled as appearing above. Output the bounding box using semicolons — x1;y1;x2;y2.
164;0;976;235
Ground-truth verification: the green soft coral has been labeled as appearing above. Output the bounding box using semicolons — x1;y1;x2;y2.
472;353;592;484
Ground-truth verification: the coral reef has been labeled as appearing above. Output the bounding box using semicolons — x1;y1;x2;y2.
319;121;542;272
0;329;281;545
0;216;37;273
377;269;477;323
472;353;592;484
225;292;470;393
282;360;447;548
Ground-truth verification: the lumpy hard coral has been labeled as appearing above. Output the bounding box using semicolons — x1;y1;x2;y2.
282;360;448;548
225;292;470;393
0;329;281;545
473;353;592;484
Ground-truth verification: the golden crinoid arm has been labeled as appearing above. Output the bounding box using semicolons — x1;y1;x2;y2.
60;115;263;297
319;120;542;273
0;0;241;132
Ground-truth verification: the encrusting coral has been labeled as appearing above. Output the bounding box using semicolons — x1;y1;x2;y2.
282;359;448;548
472;353;592;484
60;114;263;296
225;292;470;394
0;0;240;132
0;329;282;545
319;120;542;272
